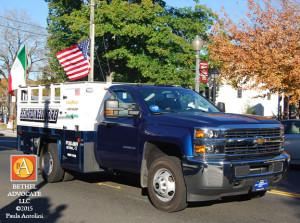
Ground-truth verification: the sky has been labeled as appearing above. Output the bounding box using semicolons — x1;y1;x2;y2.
0;0;248;81
0;0;248;29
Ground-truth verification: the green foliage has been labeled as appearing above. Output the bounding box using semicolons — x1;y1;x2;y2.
45;0;217;87
243;100;256;115
45;0;85;82
245;106;256;115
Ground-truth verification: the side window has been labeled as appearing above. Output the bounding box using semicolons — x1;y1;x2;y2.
110;90;136;116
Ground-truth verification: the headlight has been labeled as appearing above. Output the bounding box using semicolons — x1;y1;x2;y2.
195;130;205;138
194;128;225;155
194;144;223;154
194;129;220;139
195;145;205;153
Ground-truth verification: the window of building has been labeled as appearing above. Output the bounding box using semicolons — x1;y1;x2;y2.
237;89;242;98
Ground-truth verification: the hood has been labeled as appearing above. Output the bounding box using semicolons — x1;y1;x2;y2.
149;112;280;128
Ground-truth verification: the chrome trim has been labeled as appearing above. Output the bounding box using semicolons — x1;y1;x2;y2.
194;124;283;158
182;153;290;202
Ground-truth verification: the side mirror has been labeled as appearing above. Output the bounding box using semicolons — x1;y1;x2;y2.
104;100;119;118
104;99;140;119
217;102;226;112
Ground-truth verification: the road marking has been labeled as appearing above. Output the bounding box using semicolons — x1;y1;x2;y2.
267;190;300;198
125;195;149;203
0;146;16;150
98;183;121;189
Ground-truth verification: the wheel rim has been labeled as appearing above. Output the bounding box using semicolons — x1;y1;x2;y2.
42;151;53;176
153;168;175;202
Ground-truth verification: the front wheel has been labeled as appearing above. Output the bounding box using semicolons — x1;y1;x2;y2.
147;156;187;212
40;143;64;183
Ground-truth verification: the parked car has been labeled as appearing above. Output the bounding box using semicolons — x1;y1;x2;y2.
281;119;300;165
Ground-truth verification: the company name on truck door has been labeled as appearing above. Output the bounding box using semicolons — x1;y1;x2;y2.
20;108;59;123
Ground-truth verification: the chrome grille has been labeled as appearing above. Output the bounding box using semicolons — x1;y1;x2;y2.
225;128;281;138
225;142;281;155
224;128;282;158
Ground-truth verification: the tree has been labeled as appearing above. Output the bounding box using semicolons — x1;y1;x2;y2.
45;0;217;87
0;9;48;123
0;10;48;86
207;0;300;103
45;0;84;83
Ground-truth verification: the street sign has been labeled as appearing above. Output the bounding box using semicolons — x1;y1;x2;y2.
200;61;208;83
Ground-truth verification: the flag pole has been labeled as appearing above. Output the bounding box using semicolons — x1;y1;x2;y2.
25;44;28;85
89;0;95;82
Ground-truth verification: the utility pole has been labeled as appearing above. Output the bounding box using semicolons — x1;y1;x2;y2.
192;35;203;93
195;50;200;93
7;94;10;124
89;0;95;82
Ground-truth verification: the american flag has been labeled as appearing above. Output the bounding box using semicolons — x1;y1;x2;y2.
56;38;91;81
75;88;80;96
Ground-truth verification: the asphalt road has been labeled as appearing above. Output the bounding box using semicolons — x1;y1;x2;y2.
0;136;299;223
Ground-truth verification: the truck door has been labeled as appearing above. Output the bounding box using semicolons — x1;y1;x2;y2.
97;89;140;171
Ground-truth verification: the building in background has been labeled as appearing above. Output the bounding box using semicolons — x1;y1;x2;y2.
215;84;279;118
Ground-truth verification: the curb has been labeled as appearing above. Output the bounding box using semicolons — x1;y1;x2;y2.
0;129;17;137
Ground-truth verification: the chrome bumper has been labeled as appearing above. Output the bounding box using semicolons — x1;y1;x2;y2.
182;153;289;202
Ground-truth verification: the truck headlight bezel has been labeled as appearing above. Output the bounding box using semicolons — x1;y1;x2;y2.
194;128;222;139
194;128;225;156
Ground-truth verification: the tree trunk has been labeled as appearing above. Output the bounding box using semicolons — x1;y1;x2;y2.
283;96;289;120
106;71;115;83
7;92;17;129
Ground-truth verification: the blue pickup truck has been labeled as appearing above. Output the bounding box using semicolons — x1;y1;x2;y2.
17;82;289;212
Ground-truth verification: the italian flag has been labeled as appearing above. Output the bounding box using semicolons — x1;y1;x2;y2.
8;45;27;95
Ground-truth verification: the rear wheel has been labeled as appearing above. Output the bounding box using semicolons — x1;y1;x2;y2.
40;143;64;183
147;156;187;212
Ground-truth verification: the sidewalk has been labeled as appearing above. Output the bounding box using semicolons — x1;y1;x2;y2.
0;125;17;137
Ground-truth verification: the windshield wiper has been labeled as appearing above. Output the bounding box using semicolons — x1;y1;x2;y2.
185;108;209;113
198;108;209;113
153;111;179;115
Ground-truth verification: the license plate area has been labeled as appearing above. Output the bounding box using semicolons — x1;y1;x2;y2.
253;179;269;191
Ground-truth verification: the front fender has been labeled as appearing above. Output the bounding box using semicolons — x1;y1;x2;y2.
143;125;193;156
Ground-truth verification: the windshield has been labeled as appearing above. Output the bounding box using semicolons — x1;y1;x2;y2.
138;87;220;114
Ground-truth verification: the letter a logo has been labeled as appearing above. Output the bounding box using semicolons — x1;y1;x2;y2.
11;155;37;182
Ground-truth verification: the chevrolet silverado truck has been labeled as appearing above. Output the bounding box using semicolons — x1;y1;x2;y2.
17;82;289;212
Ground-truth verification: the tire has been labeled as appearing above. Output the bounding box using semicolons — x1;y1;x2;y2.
62;171;75;182
40;143;64;183
147;156;187;212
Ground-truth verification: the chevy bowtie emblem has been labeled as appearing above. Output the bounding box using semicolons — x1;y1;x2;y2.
254;137;266;145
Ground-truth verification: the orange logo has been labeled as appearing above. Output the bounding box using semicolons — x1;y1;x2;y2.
10;155;37;182
254;137;267;145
